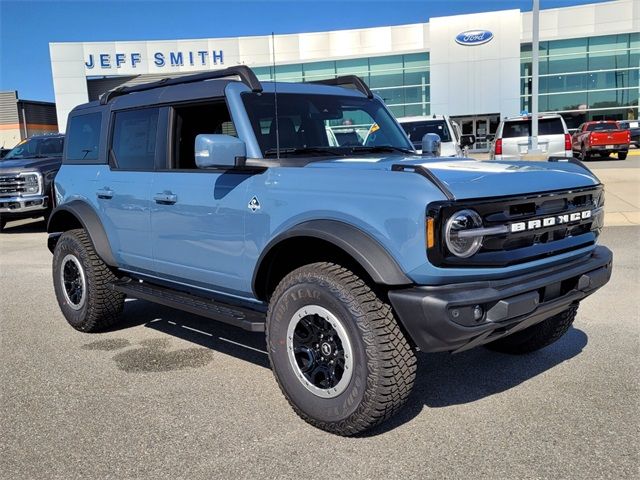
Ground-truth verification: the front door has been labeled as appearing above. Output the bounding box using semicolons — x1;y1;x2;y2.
150;101;250;296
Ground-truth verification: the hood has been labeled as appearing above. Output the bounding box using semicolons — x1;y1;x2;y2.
306;156;600;200
0;156;61;173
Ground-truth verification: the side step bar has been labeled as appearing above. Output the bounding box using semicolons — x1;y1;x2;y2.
111;279;266;332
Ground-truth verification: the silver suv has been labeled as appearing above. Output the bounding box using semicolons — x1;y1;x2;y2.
397;115;475;156
490;114;572;161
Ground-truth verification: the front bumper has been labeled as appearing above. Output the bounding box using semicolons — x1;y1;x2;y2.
0;195;49;215
388;246;612;353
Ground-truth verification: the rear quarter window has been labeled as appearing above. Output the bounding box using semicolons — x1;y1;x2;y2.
502;118;565;138
65;112;103;163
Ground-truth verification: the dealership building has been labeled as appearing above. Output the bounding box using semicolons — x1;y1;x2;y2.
49;0;638;150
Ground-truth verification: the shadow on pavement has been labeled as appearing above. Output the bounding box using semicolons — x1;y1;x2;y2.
1;218;47;234
109;298;587;435
364;326;588;436
110;298;269;369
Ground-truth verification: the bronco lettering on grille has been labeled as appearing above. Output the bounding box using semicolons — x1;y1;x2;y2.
510;210;592;233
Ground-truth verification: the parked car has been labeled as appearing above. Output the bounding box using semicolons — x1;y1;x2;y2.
490;114;572;161
47;66;612;436
571;121;630;160
0;133;64;231
617;120;639;148
397;115;475;155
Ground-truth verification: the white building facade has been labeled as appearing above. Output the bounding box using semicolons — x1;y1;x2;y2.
50;0;639;149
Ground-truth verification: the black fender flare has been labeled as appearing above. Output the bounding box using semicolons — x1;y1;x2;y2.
252;220;412;295
47;200;117;267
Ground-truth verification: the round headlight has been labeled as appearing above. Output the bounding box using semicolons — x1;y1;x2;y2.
445;209;483;258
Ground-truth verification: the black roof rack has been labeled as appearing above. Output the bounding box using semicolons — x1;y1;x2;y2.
309;75;374;99
99;65;263;104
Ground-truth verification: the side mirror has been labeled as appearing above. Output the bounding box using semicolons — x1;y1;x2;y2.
421;133;441;157
195;134;246;168
460;134;476;147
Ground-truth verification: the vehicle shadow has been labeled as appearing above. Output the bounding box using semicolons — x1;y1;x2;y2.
363;326;588;436
1;218;47;234
110;298;587;435
110;298;269;368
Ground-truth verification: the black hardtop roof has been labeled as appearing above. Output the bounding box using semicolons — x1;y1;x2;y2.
71;66;372;114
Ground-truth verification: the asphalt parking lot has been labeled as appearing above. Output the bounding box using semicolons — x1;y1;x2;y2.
1;218;638;479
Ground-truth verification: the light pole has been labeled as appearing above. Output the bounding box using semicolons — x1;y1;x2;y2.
530;0;540;153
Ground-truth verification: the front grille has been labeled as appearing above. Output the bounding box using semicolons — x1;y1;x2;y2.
428;186;604;267
0;175;26;197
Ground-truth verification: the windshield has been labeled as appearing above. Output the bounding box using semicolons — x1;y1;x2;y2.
586;123;618;131
502;118;565;138
4;136;64;160
400;120;452;148
241;92;413;157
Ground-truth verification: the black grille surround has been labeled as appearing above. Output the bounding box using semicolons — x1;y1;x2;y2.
427;186;604;268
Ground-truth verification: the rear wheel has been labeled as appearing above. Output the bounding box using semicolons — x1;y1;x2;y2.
266;262;417;436
485;305;577;355
52;229;124;332
581;145;590;160
618;151;628;160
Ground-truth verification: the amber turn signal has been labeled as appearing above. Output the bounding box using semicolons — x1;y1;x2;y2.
426;217;435;249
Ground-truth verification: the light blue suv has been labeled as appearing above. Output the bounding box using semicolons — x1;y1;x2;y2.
48;66;612;435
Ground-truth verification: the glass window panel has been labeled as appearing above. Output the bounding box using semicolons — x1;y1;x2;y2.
111;108;159;171
369;54;403;71
404;86;428;104
404;69;429;86
589;51;629;70
274;64;303;82
589;34;629;52
544;73;588;93
630;33;639;49
587;70;634;90
549;38;587;55
66;112;101;162
369;71;404;88
589;89;638;109
403;103;429;117
628;51;638;69
403;53;429;69
548;54;587;74
372;87;405;105
253;66;273;81
544;92;586;111
302;61;336;81
335;58;368;76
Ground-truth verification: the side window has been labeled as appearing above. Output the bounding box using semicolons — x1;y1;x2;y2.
111;108;159;170
172;101;236;169
66;112;102;163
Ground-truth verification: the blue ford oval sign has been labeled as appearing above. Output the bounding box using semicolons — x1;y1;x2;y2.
455;30;494;46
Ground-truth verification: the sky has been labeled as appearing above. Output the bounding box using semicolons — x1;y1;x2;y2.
0;0;613;102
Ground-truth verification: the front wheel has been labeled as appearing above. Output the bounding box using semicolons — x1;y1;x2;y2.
266;262;417;436
618;151;628;160
485;305;578;355
52;229;124;332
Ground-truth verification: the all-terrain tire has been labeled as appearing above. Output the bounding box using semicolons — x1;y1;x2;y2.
485;305;578;355
266;262;417;436
618;151;628;160
52;229;124;332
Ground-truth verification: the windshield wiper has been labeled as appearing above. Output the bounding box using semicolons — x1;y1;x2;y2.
349;145;415;155
264;147;345;158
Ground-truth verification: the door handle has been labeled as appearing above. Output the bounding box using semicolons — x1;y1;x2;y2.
153;192;178;205
96;188;113;199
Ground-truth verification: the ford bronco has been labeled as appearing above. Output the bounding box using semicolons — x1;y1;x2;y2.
48;66;612;436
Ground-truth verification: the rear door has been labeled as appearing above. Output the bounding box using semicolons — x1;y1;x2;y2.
150;99;250;295
95;107;161;272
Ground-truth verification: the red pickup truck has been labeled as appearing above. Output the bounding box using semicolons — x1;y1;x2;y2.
572;121;630;160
